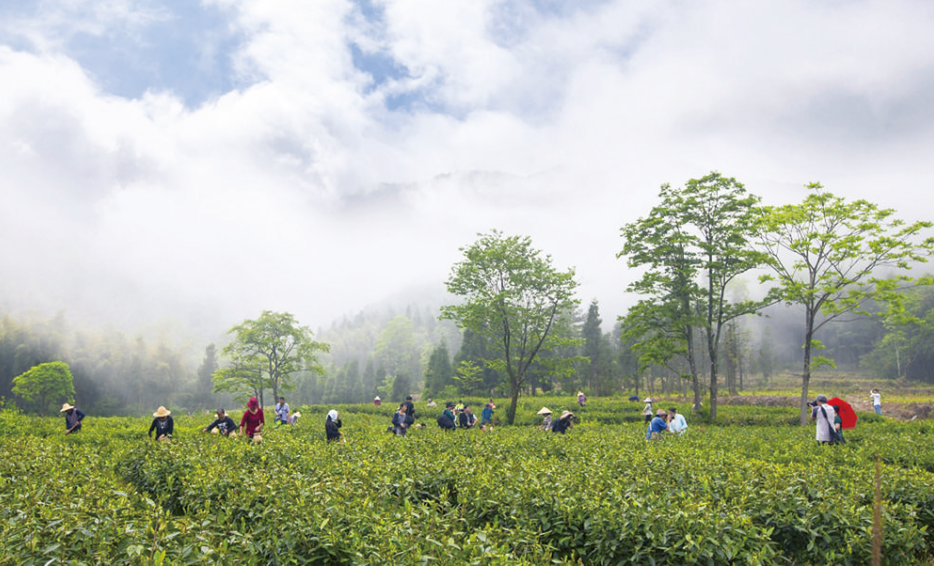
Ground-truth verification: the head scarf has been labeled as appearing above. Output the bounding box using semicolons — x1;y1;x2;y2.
327;409;339;422
247;397;259;409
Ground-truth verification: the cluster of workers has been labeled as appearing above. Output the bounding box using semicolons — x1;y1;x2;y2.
390;396;497;435
142;396;319;443
57;388;882;444
639;397;689;440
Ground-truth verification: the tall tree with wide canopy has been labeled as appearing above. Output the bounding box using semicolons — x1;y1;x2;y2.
441;231;580;424
620;173;767;420
757;183;934;425
213;311;329;406
12;361;75;415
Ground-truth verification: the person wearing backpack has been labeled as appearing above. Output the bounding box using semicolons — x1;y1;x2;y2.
830;404;846;444
437;402;456;430
809;394;838;444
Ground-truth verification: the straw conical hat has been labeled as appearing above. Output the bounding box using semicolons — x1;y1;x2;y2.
537;407;553;415
153;406;171;417
60;403;75;412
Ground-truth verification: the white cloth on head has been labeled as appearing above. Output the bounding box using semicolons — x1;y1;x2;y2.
327;409;339;422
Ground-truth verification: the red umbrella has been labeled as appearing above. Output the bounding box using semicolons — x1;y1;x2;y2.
828;397;858;430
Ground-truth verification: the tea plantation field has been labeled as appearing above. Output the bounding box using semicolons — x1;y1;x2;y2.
1;400;933;565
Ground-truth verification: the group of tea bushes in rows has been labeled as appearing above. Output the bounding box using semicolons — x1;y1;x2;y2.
2;407;934;565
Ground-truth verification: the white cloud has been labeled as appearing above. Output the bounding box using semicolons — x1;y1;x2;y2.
2;0;934;335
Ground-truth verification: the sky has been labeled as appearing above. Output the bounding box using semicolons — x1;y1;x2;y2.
1;0;933;339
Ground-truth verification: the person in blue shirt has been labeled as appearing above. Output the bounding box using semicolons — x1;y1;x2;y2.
481;402;495;430
60;403;85;435
204;408;238;436
646;409;668;440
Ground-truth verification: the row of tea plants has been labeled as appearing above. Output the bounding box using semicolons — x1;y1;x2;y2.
0;401;932;565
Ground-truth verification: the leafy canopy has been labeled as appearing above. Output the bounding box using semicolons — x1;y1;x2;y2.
12;361;75;416
441;230;580;424
757;183;934;423
619;172;767;418
213;311;329;404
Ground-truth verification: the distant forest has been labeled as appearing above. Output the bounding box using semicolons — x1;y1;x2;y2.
3;283;934;416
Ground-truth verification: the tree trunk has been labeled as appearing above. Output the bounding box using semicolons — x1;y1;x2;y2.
708;337;719;422
506;385;520;425
799;309;814;426
686;330;701;415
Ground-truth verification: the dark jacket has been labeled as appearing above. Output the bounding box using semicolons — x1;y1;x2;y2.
325;416;342;442
458;411;476;428
205;416;237;436
552;416;573;434
64;409;85;431
149;416;174;439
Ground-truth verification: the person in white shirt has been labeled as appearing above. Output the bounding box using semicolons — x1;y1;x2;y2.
642;398;653;423
809;394;837;443
667;407;688;435
870;389;882;415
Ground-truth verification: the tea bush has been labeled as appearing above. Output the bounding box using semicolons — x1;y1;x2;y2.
0;401;932;565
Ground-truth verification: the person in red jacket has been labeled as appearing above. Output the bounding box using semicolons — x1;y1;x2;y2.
239;397;265;439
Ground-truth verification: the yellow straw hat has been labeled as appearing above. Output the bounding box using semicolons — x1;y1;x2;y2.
60;403;75;412
153;406;171;417
537;407;552;415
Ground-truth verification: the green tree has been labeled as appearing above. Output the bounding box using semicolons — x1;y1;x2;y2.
620;173;766;418
453;329;501;394
441;231;580;424
757;183;934;424
12;361;75;415
213;311;329;406
423;340;453;397
391;373;411;403
580;300;620;395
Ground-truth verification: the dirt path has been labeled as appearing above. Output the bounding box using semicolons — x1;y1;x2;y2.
721;395;933;421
